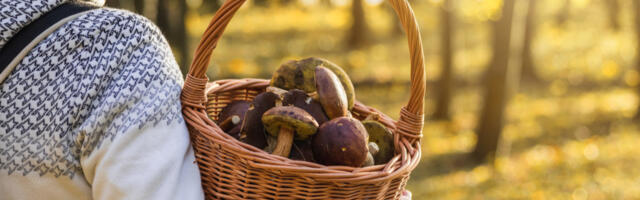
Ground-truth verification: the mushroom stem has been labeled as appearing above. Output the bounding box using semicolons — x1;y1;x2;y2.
308;91;319;100
266;86;288;97
218;116;233;131
271;126;294;157
364;113;380;121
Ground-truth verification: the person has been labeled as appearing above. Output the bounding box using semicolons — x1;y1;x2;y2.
0;0;204;199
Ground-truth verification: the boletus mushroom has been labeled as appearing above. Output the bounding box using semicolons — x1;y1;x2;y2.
269;57;356;110
239;92;282;149
363;153;374;167
313;66;349;119
216;101;251;138
312;117;369;167
368;142;379;156
282;89;328;124
362;120;394;165
262;106;319;157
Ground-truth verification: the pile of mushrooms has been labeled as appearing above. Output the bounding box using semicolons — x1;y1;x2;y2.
212;57;395;167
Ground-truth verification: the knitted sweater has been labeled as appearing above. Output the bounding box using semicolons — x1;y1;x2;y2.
0;1;204;199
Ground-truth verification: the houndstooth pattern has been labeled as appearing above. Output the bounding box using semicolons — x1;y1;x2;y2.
0;0;66;49
0;5;184;178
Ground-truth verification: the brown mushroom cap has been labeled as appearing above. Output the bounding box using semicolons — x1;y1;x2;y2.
239;92;281;149
262;106;319;140
283;89;329;125
216;101;251;137
311;117;369;167
315;66;349;119
270;57;356;110
362;120;394;165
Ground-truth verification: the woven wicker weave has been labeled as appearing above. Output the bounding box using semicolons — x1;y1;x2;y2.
181;0;426;199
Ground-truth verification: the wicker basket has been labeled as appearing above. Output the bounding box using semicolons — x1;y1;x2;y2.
180;0;426;199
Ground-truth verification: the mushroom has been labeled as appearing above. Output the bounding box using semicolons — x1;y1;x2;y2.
312;117;369;167
368;142;379;156
262;106;319;157
270;57;356;110
282;89;329;124
216;101;251;138
266;86;288;97
362;120;394;165
313;66;348;119
289;140;315;162
362;153;374;167
239;92;282;149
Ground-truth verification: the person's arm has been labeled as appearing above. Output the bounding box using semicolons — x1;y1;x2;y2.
76;10;203;200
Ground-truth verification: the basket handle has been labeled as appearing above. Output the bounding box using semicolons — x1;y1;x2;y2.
182;0;426;138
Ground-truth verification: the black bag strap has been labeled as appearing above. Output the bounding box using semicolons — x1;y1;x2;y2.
0;2;99;72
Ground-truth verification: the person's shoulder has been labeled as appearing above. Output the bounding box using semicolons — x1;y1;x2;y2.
71;7;167;46
59;7;184;93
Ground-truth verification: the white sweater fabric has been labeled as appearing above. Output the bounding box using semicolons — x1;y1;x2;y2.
0;0;204;199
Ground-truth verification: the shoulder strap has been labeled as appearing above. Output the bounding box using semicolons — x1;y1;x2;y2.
0;2;98;79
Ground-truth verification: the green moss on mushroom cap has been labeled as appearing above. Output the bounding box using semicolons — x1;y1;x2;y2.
362;120;394;165
270;57;356;110
262;106;319;140
262;106;319;157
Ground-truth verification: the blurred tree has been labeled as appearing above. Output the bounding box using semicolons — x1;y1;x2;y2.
320;0;333;7
556;0;570;25
104;0;119;7
606;0;620;31
280;0;295;5
134;0;144;15
198;0;222;13
347;0;370;49
156;0;170;36
433;0;454;120
157;0;190;74
388;4;404;37
520;0;540;83
254;0;268;7
472;0;516;163
176;0;189;73
634;0;640;120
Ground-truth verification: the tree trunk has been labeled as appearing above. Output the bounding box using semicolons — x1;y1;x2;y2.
347;0;369;49
134;0;145;15
156;0;170;38
606;0;620;31
387;4;404;37
633;0;640;120
520;0;540;83
176;0;190;75
556;0;570;25
433;0;454;120
104;0;120;7
471;0;516;163
155;0;189;75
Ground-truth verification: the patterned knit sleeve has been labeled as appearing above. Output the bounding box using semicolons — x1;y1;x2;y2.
75;9;203;200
